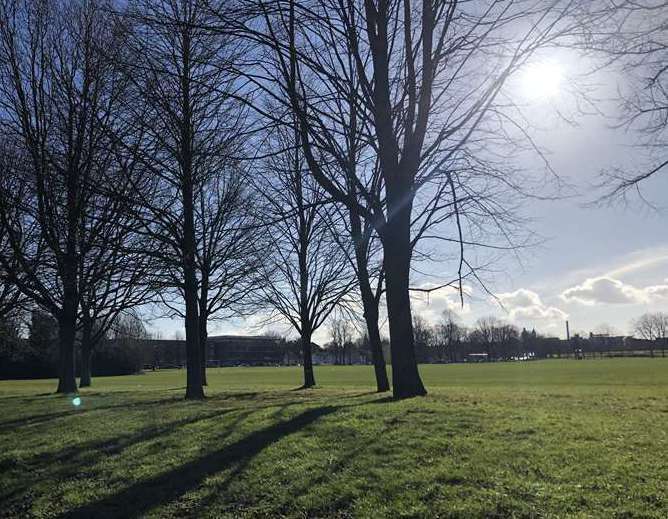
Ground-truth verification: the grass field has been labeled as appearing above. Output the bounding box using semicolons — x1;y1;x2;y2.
1;359;666;518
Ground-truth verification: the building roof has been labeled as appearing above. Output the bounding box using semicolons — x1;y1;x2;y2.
207;335;279;342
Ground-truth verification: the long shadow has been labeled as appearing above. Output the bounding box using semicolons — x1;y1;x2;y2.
3;394;307;480
1;388;385;433
0;392;54;401
189;395;391;516
60;406;338;519
368;396;397;404
2;408;257;516
0;396;182;432
0;388;313;434
0;409;235;478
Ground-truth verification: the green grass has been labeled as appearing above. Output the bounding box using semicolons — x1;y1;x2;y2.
1;359;666;518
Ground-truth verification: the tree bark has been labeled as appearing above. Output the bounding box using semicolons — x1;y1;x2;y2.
56;308;78;394
198;277;209;386
183;182;204;399
79;345;93;388
198;305;208;386
349;198;390;391
362;297;389;392
57;233;78;394
181;24;204;401
183;238;203;398
301;328;316;388
79;321;93;388
382;182;426;399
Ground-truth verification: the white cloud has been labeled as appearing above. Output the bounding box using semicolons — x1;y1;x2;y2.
560;276;668;305
497;288;567;321
410;283;471;324
646;281;668;299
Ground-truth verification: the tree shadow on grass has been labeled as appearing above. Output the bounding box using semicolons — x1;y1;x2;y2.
0;396;182;432
60;405;339;518
1;409;236;477
4;397;312;517
0;408;247;514
367;395;397;404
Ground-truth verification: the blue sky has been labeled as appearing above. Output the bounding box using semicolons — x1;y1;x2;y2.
148;51;668;343
408;54;668;339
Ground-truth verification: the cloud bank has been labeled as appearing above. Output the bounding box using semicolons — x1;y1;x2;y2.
561;276;668;305
497;288;567;321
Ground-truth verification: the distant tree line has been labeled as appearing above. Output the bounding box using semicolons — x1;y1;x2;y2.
0;310;148;379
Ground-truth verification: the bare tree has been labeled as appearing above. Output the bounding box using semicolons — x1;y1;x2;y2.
470;316;518;361
196;172;264;384
435;310;464;362
632;311;668;357
0;205;25;320
329;184;389;388
592;323;618;336
115;0;248;398
232;0;590;398
0;0;133;393
329;313;355;365
582;1;668;200
76;184;155;387
258;129;356;387
159;169;263;386
412;314;435;363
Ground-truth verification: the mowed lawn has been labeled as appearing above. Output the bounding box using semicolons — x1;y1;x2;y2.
1;360;666;518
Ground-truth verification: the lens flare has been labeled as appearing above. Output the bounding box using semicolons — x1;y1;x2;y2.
72;396;82;407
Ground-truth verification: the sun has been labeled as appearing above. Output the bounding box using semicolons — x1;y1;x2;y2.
521;61;563;99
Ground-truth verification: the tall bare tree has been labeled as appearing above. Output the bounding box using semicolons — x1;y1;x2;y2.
159;169;263;386
0;196;25;320
233;0;588;397
329;312;355;365
435;310;464;362
116;0;247;398
336;209;389;389
0;0;132;393
258;129;356;387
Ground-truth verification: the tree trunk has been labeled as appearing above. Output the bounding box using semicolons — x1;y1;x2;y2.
199;311;208;386
382;183;426;399
301;328;316;388
183;253;203;399
180;25;204;401
181;135;203;399
56;307;77;394
183;197;204;399
363;301;389;392
349;203;390;391
198;285;209;386
79;345;93;388
79;319;93;388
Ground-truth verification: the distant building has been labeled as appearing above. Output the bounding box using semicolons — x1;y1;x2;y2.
143;335;283;368
588;333;627;351
143;339;186;368
207;335;283;366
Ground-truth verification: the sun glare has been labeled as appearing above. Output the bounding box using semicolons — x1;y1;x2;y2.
521;61;563;99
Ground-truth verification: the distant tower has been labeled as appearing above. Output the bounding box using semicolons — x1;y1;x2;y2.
566;320;570;342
